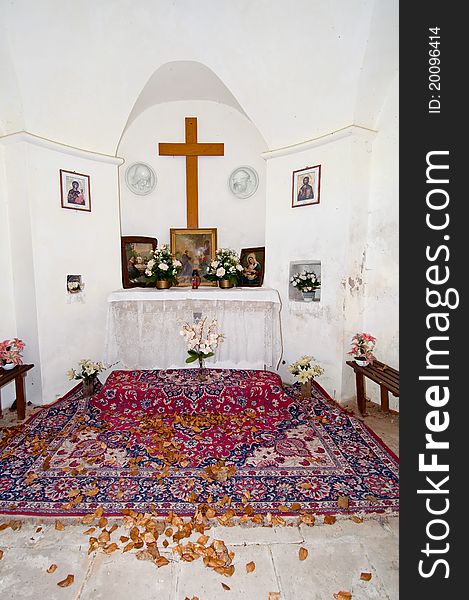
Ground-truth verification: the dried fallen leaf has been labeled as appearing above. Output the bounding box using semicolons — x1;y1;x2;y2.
350;516;363;524
57;574;74;588
360;572;372;581
246;561;256;573
334;593;352;600
47;564;57;573
55;520;65;531
155;556;170;568
221;582;231;591
299;547;308;561
81;514;94;525
0;550;4;560
324;515;336;525
337;496;349;510
83;527;95;535
197;534;209;545
268;594;281;600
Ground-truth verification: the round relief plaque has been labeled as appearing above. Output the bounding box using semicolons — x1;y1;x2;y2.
228;166;259;199
125;162;157;196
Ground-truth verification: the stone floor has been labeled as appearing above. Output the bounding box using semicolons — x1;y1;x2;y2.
0;399;399;599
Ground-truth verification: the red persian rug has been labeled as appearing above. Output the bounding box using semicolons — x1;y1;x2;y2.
0;369;399;518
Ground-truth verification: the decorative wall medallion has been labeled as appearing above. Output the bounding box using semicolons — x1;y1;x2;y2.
125;162;157;195
228;166;259;199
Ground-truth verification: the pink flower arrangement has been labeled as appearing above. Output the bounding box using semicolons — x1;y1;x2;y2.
0;338;25;366
349;332;376;363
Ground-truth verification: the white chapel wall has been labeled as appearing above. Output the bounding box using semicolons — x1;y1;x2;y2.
363;75;399;409
263;130;374;403
118;100;267;250
0;137;122;405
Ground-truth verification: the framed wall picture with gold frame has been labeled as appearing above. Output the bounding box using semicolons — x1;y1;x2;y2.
170;228;217;286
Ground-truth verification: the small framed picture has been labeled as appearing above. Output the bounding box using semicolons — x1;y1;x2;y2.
60;169;91;212
292;165;321;208
239;247;265;287
121;236;157;288
170;228;217;286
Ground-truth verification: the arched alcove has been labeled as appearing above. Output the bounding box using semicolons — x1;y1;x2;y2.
117;61;267;252
122;61;251;135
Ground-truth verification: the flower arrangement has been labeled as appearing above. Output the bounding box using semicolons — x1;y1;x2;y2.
204;248;244;285
349;332;376;364
145;245;182;284
290;270;321;293
180;317;224;368
67;359;105;382
0;338;25;366
288;355;324;383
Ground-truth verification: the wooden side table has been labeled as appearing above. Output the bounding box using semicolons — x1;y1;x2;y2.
346;360;399;416
0;364;34;420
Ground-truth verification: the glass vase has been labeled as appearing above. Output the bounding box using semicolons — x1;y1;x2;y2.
198;356;206;381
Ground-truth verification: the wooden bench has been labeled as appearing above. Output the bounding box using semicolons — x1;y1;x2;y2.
346;359;399;416
0;364;34;420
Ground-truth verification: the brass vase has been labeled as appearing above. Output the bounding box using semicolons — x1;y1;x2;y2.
219;279;234;289
156;280;171;289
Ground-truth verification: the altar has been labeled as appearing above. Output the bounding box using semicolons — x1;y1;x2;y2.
104;287;283;370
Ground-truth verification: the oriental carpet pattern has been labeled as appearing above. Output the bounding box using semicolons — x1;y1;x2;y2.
0;369;399;518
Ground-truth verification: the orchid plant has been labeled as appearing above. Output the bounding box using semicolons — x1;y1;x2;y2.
145;245;182;284
0;338;25;366
288;355;324;384
349;333;376;363
204;248;244;285
180;318;224;369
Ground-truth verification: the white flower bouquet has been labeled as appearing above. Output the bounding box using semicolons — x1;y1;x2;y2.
145;245;182;284
288;355;324;384
204;248;244;285
67;359;105;382
180;317;224;368
290;270;321;293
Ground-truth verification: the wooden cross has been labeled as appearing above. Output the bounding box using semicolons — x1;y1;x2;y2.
158;117;224;229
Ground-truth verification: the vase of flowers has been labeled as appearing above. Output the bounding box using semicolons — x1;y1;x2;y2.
67;359;106;398
144;245;182;288
349;333;376;366
180;318;224;379
0;338;25;370
288;355;324;398
204;248;244;288
290;271;321;301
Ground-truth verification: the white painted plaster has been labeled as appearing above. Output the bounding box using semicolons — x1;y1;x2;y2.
1;139;122;405
118;100;267;250
363;74;399;409
264;131;374;401
1;0;396;154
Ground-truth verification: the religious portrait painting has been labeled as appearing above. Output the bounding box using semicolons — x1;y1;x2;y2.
170;228;217;286
121;236;157;289
292;165;321;208
60;169;91;212
239;247;265;287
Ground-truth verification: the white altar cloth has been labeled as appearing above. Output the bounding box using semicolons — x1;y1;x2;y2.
104;287;283;370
